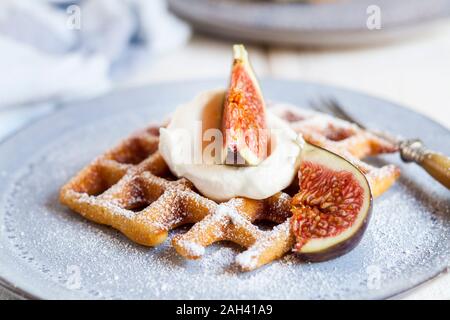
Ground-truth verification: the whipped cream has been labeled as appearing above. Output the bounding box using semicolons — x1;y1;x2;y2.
159;89;303;202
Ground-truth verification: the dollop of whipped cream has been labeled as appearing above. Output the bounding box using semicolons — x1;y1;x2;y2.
159;89;303;202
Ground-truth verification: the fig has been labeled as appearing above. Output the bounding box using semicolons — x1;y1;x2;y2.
221;44;268;166
291;143;372;261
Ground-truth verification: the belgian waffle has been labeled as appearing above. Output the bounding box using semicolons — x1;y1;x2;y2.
60;105;400;271
270;104;400;197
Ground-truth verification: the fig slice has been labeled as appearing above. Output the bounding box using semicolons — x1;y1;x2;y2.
221;44;268;166
291;143;373;261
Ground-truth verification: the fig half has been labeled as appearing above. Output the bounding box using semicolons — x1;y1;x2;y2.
221;44;268;166
291;143;373;261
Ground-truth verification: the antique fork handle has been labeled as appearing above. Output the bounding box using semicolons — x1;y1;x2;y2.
399;140;450;189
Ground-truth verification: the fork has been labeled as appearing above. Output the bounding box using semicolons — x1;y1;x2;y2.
310;97;450;189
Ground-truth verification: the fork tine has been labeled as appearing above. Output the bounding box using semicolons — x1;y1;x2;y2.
309;98;331;114
320;97;338;114
308;98;323;113
329;98;367;129
310;96;338;115
327;98;349;119
311;96;367;129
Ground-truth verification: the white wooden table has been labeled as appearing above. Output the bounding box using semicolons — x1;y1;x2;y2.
1;20;449;300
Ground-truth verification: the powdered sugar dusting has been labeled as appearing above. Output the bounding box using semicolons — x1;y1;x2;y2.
0;109;449;300
177;240;205;257
217;201;248;227
236;220;292;271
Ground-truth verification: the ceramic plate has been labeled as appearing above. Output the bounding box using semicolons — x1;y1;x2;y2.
168;0;450;47
0;79;449;299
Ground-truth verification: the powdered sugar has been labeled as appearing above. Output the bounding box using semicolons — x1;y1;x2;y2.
236;220;291;271
216;201;248;227
0;106;449;299
177;239;205;257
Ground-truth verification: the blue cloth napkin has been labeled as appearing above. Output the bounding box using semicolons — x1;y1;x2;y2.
0;0;190;140
0;2;190;297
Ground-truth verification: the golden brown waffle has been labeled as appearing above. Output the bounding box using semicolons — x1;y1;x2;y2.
60;105;400;271
172;193;294;271
270;104;401;197
59;127;217;247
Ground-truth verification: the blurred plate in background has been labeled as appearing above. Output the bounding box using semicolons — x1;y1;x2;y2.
168;0;450;47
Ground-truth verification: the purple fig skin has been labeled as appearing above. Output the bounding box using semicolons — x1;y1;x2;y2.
294;194;373;262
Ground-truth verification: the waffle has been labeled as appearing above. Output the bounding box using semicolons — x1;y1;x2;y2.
60;105;400;271
270;104;400;197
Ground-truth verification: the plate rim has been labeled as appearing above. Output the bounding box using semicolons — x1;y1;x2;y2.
0;78;448;300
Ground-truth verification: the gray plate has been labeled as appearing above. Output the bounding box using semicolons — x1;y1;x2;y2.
168;0;450;47
0;79;449;300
